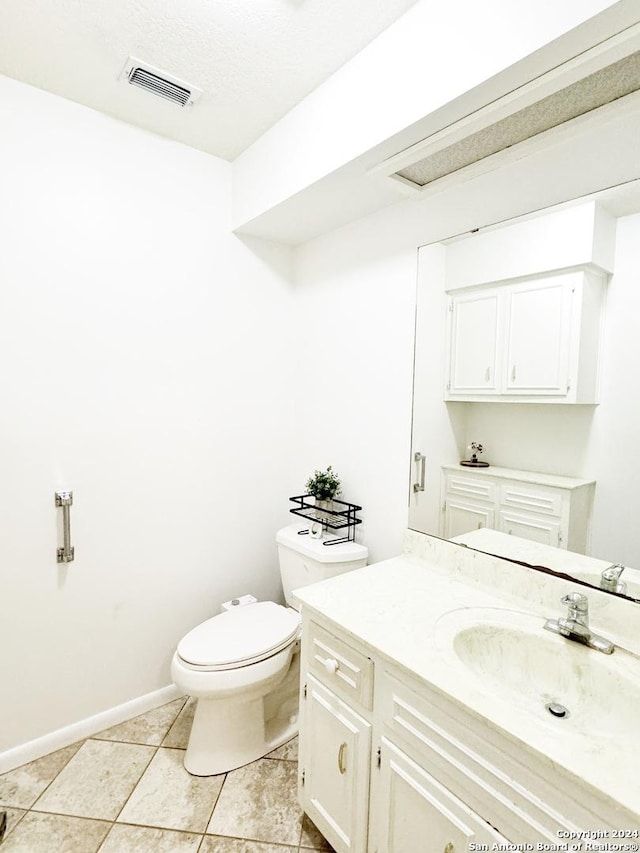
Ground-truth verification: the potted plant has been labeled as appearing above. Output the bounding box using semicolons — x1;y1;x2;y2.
306;465;341;523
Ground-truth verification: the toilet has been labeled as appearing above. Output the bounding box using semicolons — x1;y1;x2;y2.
171;524;368;776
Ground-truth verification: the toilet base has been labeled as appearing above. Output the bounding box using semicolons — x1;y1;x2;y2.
182;648;300;776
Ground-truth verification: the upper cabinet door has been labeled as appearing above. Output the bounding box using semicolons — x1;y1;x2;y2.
503;276;573;395
443;271;605;403
447;289;500;395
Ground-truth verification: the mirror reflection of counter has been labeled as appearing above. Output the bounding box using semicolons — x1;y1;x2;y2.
451;527;640;602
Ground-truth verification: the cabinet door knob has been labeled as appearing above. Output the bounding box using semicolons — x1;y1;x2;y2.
337;742;347;775
324;658;339;675
444;844;454;853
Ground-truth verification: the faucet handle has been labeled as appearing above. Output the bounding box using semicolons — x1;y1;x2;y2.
561;592;589;616
602;563;625;582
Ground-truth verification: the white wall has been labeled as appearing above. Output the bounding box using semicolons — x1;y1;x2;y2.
0;76;294;753
233;0;629;229
291;212;420;563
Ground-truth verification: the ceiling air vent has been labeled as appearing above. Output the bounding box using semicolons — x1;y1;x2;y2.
121;57;202;107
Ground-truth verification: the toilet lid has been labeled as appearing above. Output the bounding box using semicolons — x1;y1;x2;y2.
177;601;301;670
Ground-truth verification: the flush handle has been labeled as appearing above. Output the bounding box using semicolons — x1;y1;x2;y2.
55;490;75;563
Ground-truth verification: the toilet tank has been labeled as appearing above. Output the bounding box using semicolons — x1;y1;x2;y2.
276;524;368;609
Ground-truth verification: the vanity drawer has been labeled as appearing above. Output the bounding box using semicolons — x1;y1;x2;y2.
306;621;374;711
445;474;497;503
378;669;614;840
499;482;563;516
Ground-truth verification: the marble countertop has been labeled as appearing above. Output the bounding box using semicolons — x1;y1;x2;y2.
294;531;640;824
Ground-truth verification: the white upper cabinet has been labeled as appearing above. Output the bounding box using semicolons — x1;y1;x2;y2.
445;270;606;403
448;288;501;394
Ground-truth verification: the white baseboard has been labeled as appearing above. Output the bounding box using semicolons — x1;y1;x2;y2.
0;684;183;774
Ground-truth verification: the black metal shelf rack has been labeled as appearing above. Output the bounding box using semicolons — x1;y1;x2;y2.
289;494;362;545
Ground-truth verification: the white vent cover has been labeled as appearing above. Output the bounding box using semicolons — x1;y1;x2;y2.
121;57;202;107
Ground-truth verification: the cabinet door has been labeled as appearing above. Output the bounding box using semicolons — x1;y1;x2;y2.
374;738;509;853
441;499;495;539
447;289;500;395
503;277;573;395
497;510;562;548
299;675;371;853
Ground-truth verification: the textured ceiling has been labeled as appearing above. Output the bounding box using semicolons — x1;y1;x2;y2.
0;0;420;161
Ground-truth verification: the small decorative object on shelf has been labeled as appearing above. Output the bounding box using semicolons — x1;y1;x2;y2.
305;465;342;501
461;442;489;468
290;466;362;545
305;465;342;526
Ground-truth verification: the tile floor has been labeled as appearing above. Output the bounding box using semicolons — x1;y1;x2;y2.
0;697;334;853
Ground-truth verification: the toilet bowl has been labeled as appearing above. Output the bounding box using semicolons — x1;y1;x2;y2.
171;601;301;775
172;524;367;776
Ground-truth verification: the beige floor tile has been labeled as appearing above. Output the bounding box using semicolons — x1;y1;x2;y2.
300;814;334;850
2;807;27;838
117;746;224;833
99;822;202;852
0;741;84;809
0;810;110;852
94;697;187;746
33;739;154;821
200;837;297;852
207;758;302;846
265;736;298;762
161;698;196;749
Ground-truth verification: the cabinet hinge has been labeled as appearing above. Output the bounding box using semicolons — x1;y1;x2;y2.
303;682;307;699
448;301;453;312
442;501;446;513
376;746;381;768
446;380;451;391
301;769;305;786
567;379;571;392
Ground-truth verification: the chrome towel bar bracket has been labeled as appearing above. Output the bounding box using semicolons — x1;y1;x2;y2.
55;490;75;563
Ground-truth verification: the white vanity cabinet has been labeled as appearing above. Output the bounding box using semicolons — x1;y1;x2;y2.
298;617;512;853
298;621;374;853
299;675;371;852
298;606;638;853
440;464;595;552
445;271;606;403
374;738;509;852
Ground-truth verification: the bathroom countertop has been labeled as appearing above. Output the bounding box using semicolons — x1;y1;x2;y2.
441;462;595;489
293;531;640;825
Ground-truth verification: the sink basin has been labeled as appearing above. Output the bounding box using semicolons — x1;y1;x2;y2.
434;607;640;737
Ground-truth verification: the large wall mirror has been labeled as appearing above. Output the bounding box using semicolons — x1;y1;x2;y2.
408;178;640;603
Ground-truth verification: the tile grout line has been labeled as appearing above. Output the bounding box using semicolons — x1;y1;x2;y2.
109;739;161;827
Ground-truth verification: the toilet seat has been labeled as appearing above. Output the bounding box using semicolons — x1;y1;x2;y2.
177;601;300;671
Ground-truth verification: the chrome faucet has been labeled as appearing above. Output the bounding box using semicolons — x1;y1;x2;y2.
600;563;627;595
544;592;614;654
